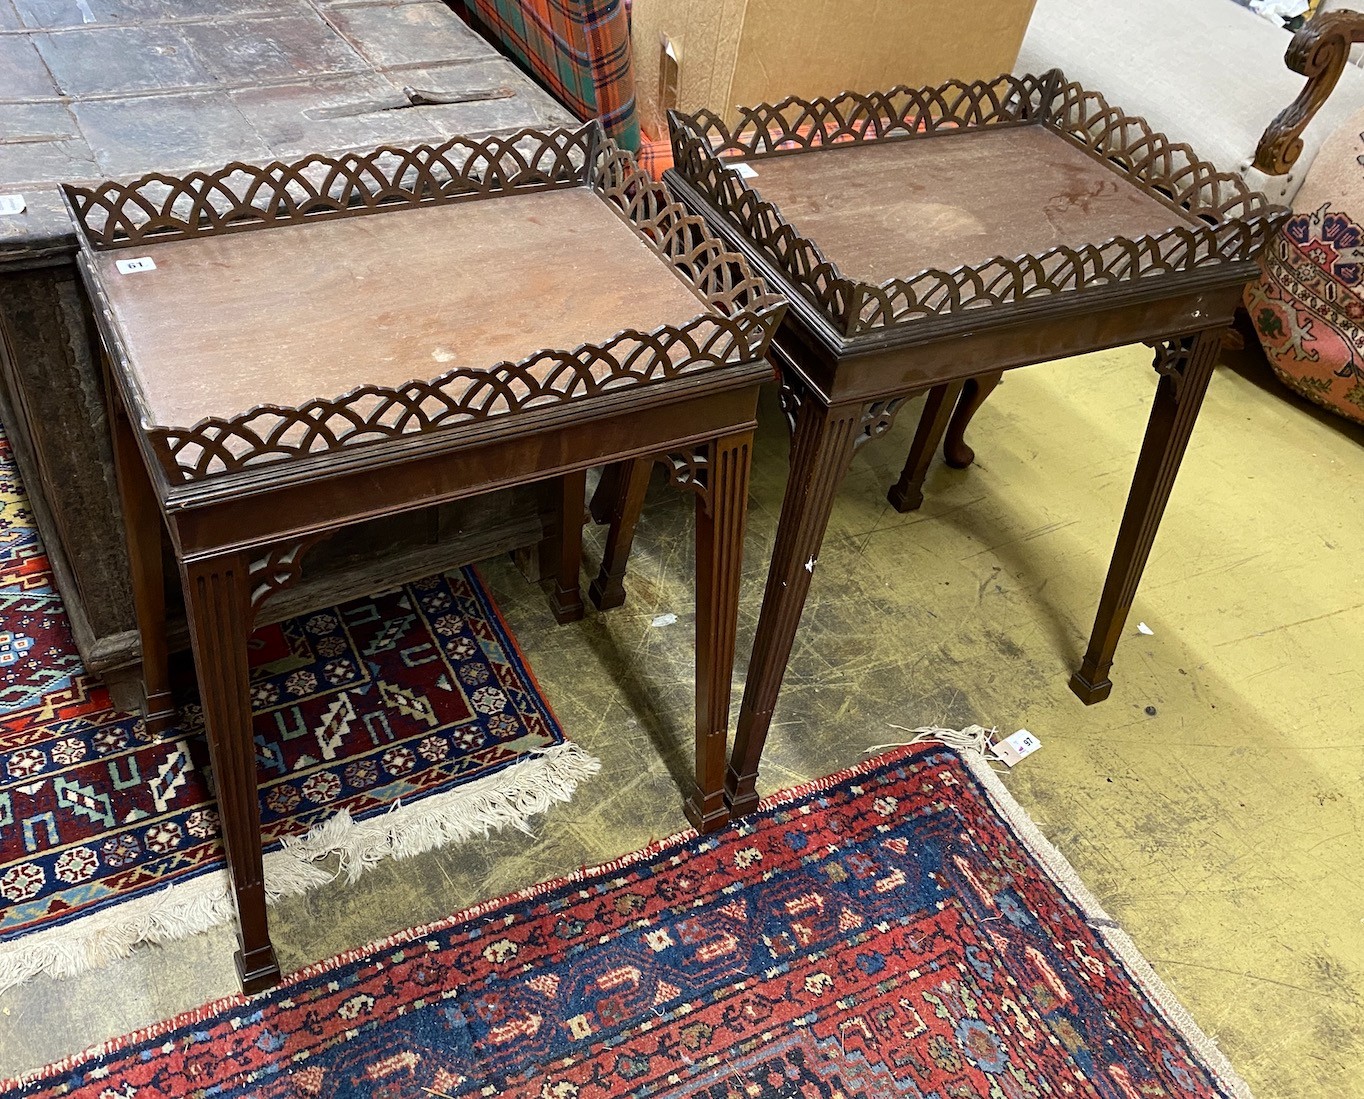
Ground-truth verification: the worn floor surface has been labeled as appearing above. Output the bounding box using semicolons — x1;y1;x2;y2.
1;343;1361;1097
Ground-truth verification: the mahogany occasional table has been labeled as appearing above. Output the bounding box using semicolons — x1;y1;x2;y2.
64;125;781;992
661;72;1288;816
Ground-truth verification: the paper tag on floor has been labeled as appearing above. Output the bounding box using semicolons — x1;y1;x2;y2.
115;256;156;274
990;729;1041;768
0;195;25;216
731;162;758;178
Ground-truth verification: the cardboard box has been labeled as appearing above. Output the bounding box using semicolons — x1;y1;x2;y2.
632;0;1038;137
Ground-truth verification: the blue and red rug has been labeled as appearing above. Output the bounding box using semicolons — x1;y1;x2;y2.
0;429;597;990
1;744;1250;1098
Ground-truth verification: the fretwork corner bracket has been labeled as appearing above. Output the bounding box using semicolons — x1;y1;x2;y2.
659;448;712;513
247;535;326;616
855;397;909;450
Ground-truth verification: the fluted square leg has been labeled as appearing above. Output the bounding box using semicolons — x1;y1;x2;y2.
686;432;753;834
727;399;863;816
181;553;280;993
1072;330;1221;704
108;384;176;736
542;470;586;624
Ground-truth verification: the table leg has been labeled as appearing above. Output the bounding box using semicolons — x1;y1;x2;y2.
589;461;626;525
180;553;280;993
109;397;175;736
888;380;964;513
1070;330;1221;704
588;458;652;612
943;371;1003;469
688;432;753;833
542;471;586;624
727;399;864;815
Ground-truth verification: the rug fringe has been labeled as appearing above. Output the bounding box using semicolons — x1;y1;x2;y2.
871;722;998;758
0;743;599;994
279;741;602;883
915;733;1257;1099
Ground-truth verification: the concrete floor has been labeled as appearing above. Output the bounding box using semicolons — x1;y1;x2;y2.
1;342;1361;1097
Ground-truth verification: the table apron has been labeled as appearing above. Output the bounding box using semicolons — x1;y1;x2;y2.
167;386;761;559
782;284;1246;406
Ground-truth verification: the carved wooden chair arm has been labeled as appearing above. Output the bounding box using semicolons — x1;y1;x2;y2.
1253;8;1364;175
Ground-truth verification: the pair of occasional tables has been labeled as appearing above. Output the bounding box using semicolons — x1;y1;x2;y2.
69;72;1286;992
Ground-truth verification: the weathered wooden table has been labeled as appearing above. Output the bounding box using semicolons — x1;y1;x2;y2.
0;0;575;701
657;73;1288;814
67;126;781;990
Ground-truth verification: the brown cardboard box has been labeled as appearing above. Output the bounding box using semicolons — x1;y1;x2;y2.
632;0;1038;137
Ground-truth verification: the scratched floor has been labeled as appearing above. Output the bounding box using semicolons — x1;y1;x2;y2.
1;343;1361;1097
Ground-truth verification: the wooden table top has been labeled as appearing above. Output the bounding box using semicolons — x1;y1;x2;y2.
94;188;707;428
739;126;1193;283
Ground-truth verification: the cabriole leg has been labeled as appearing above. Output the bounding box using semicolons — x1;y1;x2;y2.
888;380;964;513
943;371;1003;469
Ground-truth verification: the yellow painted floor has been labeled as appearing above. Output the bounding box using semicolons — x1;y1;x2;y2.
1;343;1361;1096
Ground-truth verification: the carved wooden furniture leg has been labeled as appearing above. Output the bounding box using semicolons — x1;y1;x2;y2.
727;396;865;815
943;371;1003;469
109;390;176;736
542;470;586;624
888;380;963;513
1070;330;1221;704
179;552;279;992
589;460;626;525
588;458;652;611
688;433;753;832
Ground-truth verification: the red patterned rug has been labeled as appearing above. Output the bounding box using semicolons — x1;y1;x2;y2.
4;745;1250;1098
0;429;597;990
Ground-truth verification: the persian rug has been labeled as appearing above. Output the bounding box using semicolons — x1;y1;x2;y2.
3;745;1252;1099
0;429;598;991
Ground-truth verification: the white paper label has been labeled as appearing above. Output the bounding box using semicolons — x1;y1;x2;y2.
990;729;1042;768
115;257;157;274
732;163;758;179
0;195;26;216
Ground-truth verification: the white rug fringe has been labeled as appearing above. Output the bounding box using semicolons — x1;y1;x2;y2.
906;727;1256;1099
871;722;999;758
0;741;599;994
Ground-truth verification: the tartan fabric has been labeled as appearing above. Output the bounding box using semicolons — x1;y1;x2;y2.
639;120;865;182
458;0;640;149
635;132;672;180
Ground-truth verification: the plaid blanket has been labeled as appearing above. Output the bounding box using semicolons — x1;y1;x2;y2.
455;0;639;149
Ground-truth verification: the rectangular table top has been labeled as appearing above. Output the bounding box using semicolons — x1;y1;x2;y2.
93;188;708;428
738;126;1193;283
0;0;572;264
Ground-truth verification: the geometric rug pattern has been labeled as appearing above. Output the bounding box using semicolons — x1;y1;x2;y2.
4;745;1249;1097
0;428;588;979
